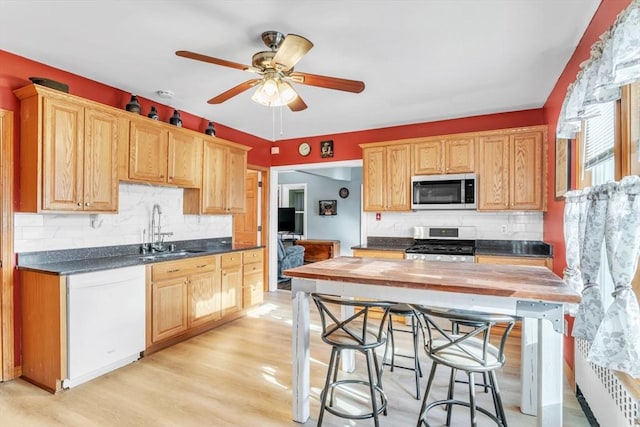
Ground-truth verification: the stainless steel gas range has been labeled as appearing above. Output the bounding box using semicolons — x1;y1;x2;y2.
404;226;476;262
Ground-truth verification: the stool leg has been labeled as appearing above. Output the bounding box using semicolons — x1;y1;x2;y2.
489;370;507;427
365;349;381;427
411;315;422;400
318;347;338;426
467;371;478;427
388;316;396;372
445;368;456;426
416;362;438;427
371;347;387;416
329;349;342;407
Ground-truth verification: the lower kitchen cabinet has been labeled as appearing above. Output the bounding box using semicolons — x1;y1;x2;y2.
243;248;264;308
148;255;218;347
221;252;243;316
352;248;406;259
151;277;188;343
475;254;552;270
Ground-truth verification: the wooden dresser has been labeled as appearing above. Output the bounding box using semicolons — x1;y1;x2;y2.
294;240;340;263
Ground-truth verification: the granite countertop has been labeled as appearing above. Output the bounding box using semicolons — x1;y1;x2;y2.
350;237;553;258
17;238;263;275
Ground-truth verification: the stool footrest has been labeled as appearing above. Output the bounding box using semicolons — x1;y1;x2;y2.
324;379;388;421
420;399;503;426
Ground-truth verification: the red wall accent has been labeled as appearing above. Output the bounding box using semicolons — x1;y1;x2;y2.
271;109;546;166
0;50;272;168
541;0;631;370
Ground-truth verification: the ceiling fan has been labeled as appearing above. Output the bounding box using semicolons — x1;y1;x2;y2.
176;31;365;112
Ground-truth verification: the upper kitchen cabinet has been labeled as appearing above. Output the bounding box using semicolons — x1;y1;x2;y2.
413;136;475;175
476;127;547;211
14;84;120;213
183;138;249;214
126;117;202;188
361;143;411;211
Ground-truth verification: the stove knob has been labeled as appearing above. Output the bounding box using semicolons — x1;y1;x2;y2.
435;255;441;261
451;256;457;262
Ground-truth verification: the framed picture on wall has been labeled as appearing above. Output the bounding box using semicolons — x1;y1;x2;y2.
555;138;571;199
320;140;334;158
319;200;337;216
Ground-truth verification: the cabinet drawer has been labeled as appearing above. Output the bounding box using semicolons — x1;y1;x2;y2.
243;248;263;265
221;252;242;268
243;262;262;275
152;255;216;281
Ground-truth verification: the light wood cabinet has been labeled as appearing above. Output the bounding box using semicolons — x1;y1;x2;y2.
361;144;411;211
413;137;475;175
184;139;249;214
475;255;552;270
127;118;202;188
20;271;66;393
242;248;264;308
221;252;243;316
151;277;188;343
14;84;119;213
149;256;219;345
128;118;168;184
352;248;406;259
167;130;202;188
476;129;546;211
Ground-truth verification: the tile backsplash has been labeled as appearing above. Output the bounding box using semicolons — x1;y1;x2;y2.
364;210;543;240
14;182;232;253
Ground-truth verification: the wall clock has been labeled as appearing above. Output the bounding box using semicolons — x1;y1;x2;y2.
298;142;311;156
339;187;349;198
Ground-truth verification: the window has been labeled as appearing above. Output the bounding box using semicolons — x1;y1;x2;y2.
575;83;640;304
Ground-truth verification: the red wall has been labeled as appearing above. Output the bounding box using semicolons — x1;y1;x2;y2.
542;0;632;369
272;109;545;166
0;50;272;168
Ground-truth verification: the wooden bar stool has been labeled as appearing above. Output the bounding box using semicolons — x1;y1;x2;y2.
312;293;393;427
411;305;515;427
381;303;423;399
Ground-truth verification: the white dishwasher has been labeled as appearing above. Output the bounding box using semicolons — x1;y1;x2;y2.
64;265;146;388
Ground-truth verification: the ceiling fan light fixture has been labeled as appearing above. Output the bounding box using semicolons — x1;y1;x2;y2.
251;76;298;107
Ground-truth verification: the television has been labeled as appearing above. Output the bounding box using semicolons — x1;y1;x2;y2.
278;207;296;233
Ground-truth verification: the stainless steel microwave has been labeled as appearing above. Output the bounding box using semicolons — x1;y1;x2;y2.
411;173;477;210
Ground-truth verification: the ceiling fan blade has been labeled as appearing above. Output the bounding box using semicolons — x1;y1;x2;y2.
271;34;313;72
207;79;261;104
288;91;307;112
176;50;249;71
290;71;365;93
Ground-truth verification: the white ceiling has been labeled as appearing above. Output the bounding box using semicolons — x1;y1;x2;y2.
0;0;600;141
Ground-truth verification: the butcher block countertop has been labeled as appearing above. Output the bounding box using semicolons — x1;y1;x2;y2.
284;256;580;304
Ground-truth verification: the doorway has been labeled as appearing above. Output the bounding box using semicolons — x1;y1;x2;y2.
268;159;363;291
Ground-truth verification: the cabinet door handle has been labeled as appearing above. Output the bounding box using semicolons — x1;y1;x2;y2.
77;202;82;206
167;269;180;273
168;176;173;180
196;264;207;268
85;202;90;207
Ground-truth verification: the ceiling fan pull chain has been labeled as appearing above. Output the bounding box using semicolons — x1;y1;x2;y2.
280;106;284;136
272;106;276;141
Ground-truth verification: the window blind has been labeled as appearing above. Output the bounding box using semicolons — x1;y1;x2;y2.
583;101;616;170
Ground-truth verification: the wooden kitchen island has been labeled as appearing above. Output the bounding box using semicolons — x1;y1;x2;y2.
284;256;581;427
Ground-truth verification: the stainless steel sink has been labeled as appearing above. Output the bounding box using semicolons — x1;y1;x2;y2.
138;249;206;262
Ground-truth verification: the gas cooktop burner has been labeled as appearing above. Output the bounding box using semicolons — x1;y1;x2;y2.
405;239;476;255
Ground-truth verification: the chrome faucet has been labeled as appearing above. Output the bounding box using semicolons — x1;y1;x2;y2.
149;204;173;252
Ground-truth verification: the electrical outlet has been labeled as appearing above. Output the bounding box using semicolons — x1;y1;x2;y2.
501;224;508;233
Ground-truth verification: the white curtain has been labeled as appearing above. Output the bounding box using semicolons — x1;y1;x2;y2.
572;184;610;341
587;176;640;376
563;189;589;294
557;0;640;138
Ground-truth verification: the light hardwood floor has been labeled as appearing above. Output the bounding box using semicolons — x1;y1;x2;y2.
0;290;589;426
